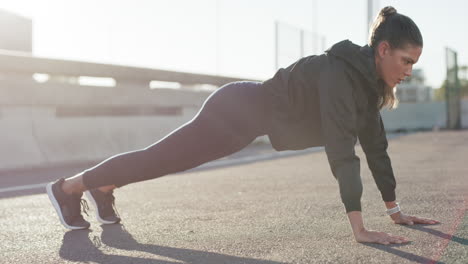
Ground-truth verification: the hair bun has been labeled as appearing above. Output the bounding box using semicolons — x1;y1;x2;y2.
380;6;397;17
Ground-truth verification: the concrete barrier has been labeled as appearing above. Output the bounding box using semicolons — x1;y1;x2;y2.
0;83;209;171
381;99;468;132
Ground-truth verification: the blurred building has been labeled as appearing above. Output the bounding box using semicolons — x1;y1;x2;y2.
396;69;433;102
0;9;32;54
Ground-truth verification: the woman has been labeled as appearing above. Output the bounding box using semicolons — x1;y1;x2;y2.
47;6;439;245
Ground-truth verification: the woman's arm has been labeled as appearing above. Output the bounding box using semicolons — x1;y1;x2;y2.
358;113;397;204
359;114;441;227
316;62;424;244
317;62;364;213
385;200;400;220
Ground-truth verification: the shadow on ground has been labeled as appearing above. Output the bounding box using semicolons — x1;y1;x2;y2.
362;223;468;264
59;224;287;264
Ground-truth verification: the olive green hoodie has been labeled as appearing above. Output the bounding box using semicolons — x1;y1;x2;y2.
263;40;396;213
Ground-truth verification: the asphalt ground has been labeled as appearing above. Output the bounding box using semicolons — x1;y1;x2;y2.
0;130;467;263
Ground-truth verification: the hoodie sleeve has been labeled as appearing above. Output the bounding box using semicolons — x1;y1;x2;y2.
358;112;396;202
318;60;363;213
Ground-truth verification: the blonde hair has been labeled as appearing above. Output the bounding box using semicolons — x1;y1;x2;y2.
378;85;399;110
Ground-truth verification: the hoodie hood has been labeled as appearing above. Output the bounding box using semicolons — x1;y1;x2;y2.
326;40;384;96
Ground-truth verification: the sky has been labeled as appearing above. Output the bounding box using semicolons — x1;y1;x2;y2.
0;0;466;88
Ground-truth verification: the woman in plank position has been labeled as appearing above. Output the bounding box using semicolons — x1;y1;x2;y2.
47;6;439;245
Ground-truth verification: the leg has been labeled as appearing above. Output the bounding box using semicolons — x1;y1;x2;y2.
71;81;273;191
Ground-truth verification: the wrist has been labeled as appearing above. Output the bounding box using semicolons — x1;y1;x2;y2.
347;211;366;237
384;201;402;220
385;200;398;209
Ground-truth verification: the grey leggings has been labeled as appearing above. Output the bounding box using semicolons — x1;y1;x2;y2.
82;81;273;189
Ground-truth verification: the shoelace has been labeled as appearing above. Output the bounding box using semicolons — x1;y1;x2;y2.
81;199;90;217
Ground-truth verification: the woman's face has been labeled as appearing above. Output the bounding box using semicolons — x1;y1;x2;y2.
375;41;423;88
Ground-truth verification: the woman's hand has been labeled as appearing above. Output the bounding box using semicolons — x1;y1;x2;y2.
354;228;410;245
391;212;440;225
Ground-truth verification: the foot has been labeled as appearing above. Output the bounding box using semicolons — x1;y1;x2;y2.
46;178;90;230
85;189;121;224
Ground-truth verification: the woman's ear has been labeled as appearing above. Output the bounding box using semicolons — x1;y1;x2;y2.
377;41;390;58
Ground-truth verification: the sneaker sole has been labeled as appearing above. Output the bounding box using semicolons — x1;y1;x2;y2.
84;190;120;224
46;183;89;230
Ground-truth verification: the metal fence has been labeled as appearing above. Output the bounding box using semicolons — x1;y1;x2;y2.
274;21;325;70
445;47;462;129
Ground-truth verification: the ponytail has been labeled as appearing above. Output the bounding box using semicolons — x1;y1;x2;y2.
369;6;423;49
